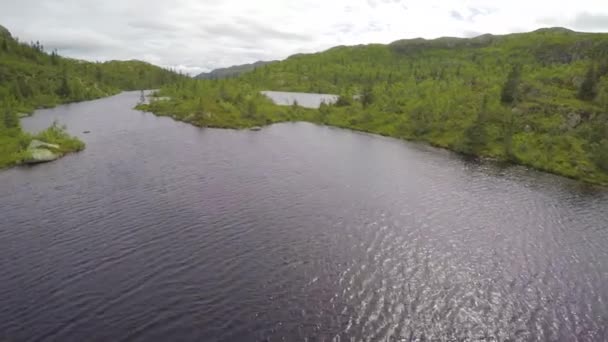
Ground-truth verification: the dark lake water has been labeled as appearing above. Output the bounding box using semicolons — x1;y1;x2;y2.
1;91;608;341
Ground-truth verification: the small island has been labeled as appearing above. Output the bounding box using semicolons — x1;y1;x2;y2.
0;120;85;168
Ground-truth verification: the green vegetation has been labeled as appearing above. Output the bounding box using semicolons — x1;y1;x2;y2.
138;81;320;128
0;25;185;168
0;26;184;113
141;28;608;185
0;119;85;168
32;121;85;154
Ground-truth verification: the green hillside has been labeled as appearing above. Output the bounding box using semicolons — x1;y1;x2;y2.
140;28;608;185
0;25;185;168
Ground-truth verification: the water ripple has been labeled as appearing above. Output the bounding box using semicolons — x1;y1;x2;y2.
0;92;607;341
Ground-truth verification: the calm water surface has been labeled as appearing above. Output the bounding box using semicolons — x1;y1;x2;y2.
1;92;608;341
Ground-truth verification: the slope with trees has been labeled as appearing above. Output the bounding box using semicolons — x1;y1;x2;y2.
0;25;185;168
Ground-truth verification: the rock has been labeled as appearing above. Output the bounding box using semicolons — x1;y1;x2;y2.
526;88;541;98
249;126;262;131
563;112;582;130
28;140;60;150
572;76;584;88
24;140;60;164
152;97;172;102
511;107;523;115
26;149;59;164
27;139;59;150
83;131;91;134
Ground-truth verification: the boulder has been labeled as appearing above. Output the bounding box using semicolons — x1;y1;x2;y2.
511;107;523;115
26;149;59;164
28;140;60;150
24;140;60;164
152;97;172;102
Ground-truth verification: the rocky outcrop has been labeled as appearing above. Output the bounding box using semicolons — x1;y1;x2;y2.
25;140;61;164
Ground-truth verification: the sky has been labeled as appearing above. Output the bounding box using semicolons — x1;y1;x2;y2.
1;0;608;75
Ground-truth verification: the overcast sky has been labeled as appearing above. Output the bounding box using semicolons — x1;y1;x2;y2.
1;0;608;75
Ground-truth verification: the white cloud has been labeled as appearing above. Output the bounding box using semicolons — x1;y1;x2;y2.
1;0;608;75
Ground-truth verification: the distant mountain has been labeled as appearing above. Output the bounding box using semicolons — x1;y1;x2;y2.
195;60;277;79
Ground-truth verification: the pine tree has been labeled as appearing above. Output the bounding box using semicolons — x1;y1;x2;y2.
3;101;19;129
12;81;23;100
578;64;597;101
464;95;489;154
335;94;351;107
598;77;608;111
361;84;374;108
50;50;58;65
56;71;71;98
500;64;521;105
244;99;257;119
594;139;608;172
197;97;205;114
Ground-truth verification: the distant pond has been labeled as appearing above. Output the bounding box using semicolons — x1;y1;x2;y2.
261;90;338;108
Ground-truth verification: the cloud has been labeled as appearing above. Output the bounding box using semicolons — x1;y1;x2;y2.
571;12;608;30
201;18;312;42
539;11;608;32
127;20;182;33
450;10;464;21
0;0;607;75
463;31;483;38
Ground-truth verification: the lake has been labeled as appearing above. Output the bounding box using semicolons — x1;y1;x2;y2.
1;91;607;341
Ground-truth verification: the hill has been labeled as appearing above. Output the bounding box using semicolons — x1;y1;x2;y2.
141;28;608;185
0;25;185;168
0;30;185;113
195;60;276;79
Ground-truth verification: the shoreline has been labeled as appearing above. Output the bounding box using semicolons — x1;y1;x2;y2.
136;105;608;187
